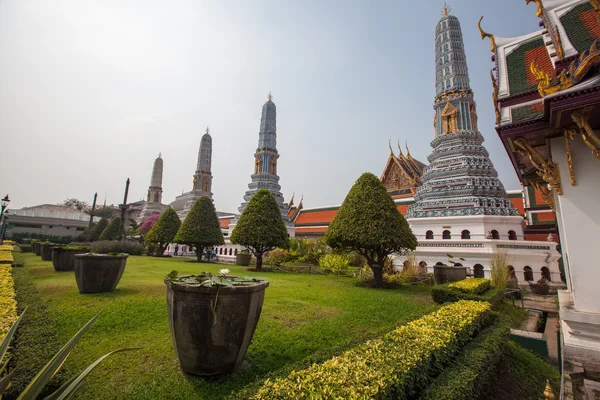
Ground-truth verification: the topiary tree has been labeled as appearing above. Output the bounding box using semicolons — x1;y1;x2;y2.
325;172;417;287
99;217;121;241
145;208;181;256
174;197;224;262
89;218;109;241
230;189;290;271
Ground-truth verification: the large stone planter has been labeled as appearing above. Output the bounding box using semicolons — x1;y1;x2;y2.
19;244;32;253
33;242;41;256
52;247;89;271
433;265;467;284
165;278;269;377
235;253;251;266
74;254;128;293
40;243;55;261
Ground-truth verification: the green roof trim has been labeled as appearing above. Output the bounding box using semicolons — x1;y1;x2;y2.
506;38;546;96
511;103;544;123
561;2;597;54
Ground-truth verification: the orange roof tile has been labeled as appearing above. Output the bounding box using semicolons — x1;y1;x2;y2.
219;219;231;228
294;209;338;225
508;197;525;215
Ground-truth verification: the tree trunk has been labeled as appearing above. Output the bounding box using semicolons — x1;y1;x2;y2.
195;246;204;262
256;253;263;271
371;263;384;288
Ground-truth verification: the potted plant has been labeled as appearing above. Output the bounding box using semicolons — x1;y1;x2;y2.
74;253;128;293
19;244;32;253
40;241;55;261
433;254;467;284
235;249;252;266
164;269;269;377
52;245;91;271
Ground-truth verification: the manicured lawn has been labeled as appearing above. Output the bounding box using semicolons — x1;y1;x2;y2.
13;253;435;399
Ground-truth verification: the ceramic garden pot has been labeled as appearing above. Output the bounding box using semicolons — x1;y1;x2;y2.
235;253;252;266
40;243;55;261
52;247;90;271
165;278;269;377
74;254;128;293
433;265;467;284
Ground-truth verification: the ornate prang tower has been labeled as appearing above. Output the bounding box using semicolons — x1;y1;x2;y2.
236;93;290;224
193;127;213;195
147;153;163;203
407;4;518;220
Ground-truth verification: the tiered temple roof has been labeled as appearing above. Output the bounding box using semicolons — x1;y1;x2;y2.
380;141;426;199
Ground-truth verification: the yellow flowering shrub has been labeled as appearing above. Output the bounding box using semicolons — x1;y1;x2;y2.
253;300;491;399
448;278;490;295
0;251;14;264
0;245;14;252
2;240;15;245
0;263;17;341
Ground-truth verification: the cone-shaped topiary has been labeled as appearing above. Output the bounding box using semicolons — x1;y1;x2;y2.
99;217;121;241
230;189;290;271
145;208;181;256
325;172;417;287
174;197;224;262
89;219;109;242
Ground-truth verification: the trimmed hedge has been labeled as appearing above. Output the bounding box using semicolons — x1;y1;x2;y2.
90;240;144;255
432;284;503;305
253;301;491;399
447;278;490;295
0;263;17;341
6;264;66;398
420;313;510;400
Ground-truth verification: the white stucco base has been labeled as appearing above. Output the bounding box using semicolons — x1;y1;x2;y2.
394;215;562;282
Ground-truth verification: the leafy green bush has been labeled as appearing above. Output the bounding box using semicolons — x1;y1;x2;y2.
231;189;289;271
325;172;417;287
420;313;510;400
448;278;491;295
253;301;491;399
89;218;109;241
90;241;144;256
9;233;75;245
318;253;352;274
432;284;503;305
264;249;292;266
99;217;121;241
145;208;181;256
174;197;224;262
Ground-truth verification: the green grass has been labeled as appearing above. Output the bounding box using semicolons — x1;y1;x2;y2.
13;253;435;399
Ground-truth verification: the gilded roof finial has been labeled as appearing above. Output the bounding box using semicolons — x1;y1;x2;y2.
268;92;273;101
405;140;411;156
544;380;555;400
388;139;395;155
478;16;497;53
206;126;210;134
397;140;405;157
525;0;544;18
442;3;451;16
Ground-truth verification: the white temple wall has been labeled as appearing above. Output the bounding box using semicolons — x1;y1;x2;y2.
551;136;600;314
408;215;525;241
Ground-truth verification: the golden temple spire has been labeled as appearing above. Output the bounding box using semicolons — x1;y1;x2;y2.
388;139;394;155
405;141;411;157
442;3;451;16
397;140;405;157
478;16;497;52
268;92;273;101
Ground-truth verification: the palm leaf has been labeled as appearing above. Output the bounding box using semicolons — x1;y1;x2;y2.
17;311;102;400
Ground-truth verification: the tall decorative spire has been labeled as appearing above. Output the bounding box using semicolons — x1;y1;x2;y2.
442;3;451;16
147;153;163;203
236;95;290;224
406;9;518;219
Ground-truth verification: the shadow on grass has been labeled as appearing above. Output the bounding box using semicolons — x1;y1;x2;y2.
79;287;141;298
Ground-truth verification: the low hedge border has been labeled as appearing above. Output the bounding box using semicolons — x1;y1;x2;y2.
447;278;490;295
431;284;503;305
252;300;492;399
6;261;66;398
0;263;17;351
420;313;510;400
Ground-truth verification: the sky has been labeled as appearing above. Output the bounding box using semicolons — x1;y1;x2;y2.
0;0;540;213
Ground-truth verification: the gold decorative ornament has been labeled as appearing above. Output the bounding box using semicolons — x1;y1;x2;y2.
525;0;544;18
442;3;451;16
571;109;600;159
543;380;555;400
590;0;600;25
478;16;496;53
441;101;459;134
564;127;577;186
490;69;500;124
470;104;479;130
553;26;564;60
530;41;600;97
268;92;273;101
514;138;563;195
531;180;556;210
388;139;394;155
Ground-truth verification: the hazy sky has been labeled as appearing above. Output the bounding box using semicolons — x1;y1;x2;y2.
0;1;539;213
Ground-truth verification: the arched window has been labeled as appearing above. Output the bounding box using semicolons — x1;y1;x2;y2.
508;265;516;279
234;249;238;255
508;230;517;240
473;264;484;278
541;267;551;281
426;230;434;239
219;248;223;255
491;230;500;239
442;230;451;239
524;266;533;281
444;43;449;52
461;230;471;239
229;248;233;256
